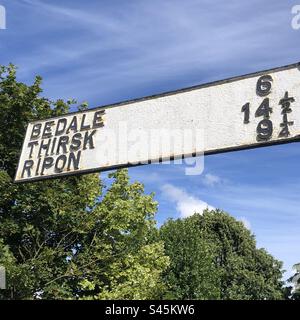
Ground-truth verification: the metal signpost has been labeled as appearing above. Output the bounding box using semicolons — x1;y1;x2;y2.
15;62;300;183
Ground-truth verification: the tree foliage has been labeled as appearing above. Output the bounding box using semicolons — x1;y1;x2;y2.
160;210;284;300
0;64;287;300
0;64;169;299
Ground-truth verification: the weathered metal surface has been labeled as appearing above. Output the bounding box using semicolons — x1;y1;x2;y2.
15;63;300;182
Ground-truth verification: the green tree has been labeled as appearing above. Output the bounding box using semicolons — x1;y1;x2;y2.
160;216;221;299
0;64;169;300
160;209;284;300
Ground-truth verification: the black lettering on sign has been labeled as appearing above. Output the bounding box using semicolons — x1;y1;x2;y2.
80;114;91;131
66;116;78;134
22;110;106;179
241;103;250;124
279;118;294;137
70;132;82;151
55;118;67;136
28;141;38;158
31;123;42;140
50;137;57;155
38;139;51;157
41;157;54;175
83;130;96;150
242;74;276;141
255;98;272;119
54;154;67;173
56;135;69;154
22;160;34;178
256;119;273;141
42;121;55;139
67;151;81;171
279;91;295;114
278;92;295;137
35;157;42;176
93;110;105;128
256;75;273;96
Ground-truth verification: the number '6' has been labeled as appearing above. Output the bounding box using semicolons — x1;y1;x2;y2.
256;75;273;97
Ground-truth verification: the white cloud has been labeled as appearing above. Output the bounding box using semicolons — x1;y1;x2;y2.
161;183;214;218
202;173;222;187
13;0;297;104
238;216;251;230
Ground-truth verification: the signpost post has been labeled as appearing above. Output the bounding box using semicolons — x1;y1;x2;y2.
15;62;300;183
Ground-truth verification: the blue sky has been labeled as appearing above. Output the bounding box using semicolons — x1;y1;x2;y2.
1;0;300;279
